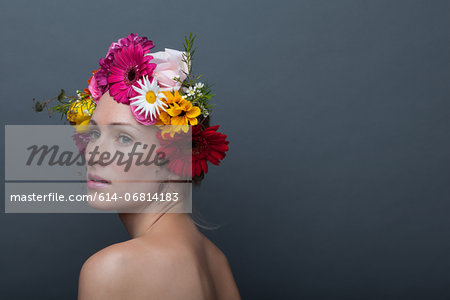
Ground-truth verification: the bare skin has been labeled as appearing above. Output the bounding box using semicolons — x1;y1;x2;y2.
78;212;241;300
78;92;241;299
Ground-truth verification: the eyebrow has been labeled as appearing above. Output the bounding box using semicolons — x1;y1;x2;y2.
89;119;142;133
90;119;134;126
110;122;134;126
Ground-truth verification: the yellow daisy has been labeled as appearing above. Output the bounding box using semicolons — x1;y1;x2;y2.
156;90;201;137
162;90;201;125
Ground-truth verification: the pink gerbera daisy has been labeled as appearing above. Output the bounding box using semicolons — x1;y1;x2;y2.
95;33;155;97
106;33;154;58
107;43;156;104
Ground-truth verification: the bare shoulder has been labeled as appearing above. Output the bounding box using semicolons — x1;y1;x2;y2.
78;234;241;300
78;239;183;300
200;235;242;300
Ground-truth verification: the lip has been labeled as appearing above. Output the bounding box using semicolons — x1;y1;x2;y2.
87;173;111;189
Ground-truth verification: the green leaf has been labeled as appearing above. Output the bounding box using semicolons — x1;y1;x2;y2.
57;89;66;102
34;101;44;112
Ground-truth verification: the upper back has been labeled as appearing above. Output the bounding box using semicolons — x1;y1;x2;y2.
78;220;241;300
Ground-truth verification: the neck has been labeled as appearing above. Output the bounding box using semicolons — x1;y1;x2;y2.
118;212;192;238
118;183;193;238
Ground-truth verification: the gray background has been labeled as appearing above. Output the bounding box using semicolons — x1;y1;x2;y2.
1;0;450;299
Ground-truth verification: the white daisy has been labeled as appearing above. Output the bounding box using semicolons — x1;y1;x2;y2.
130;76;168;120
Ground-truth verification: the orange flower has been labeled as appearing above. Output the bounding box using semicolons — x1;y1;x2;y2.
156;90;201;137
158;90;201;125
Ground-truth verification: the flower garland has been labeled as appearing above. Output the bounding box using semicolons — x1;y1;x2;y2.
34;33;229;182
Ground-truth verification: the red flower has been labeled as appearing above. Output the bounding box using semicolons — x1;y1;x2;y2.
192;125;229;177
156;125;229;178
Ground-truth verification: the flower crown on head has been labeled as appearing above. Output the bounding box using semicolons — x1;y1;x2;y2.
34;33;229;183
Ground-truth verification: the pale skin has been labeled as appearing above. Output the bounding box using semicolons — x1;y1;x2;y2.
78;92;241;300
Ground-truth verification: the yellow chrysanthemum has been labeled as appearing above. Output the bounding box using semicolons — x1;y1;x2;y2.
67;99;95;132
156;90;201;137
161;91;201;125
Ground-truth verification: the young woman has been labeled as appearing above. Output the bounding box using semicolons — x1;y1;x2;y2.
77;91;241;300
36;32;240;299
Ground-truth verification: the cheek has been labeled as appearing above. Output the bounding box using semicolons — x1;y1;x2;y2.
110;166;161;197
107;154;162;189
123;162;159;181
85;140;163;181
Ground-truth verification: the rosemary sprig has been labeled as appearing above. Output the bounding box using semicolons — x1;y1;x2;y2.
176;32;215;117
33;89;96;121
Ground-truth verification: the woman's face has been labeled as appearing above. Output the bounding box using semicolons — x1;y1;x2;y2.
84;91;169;212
